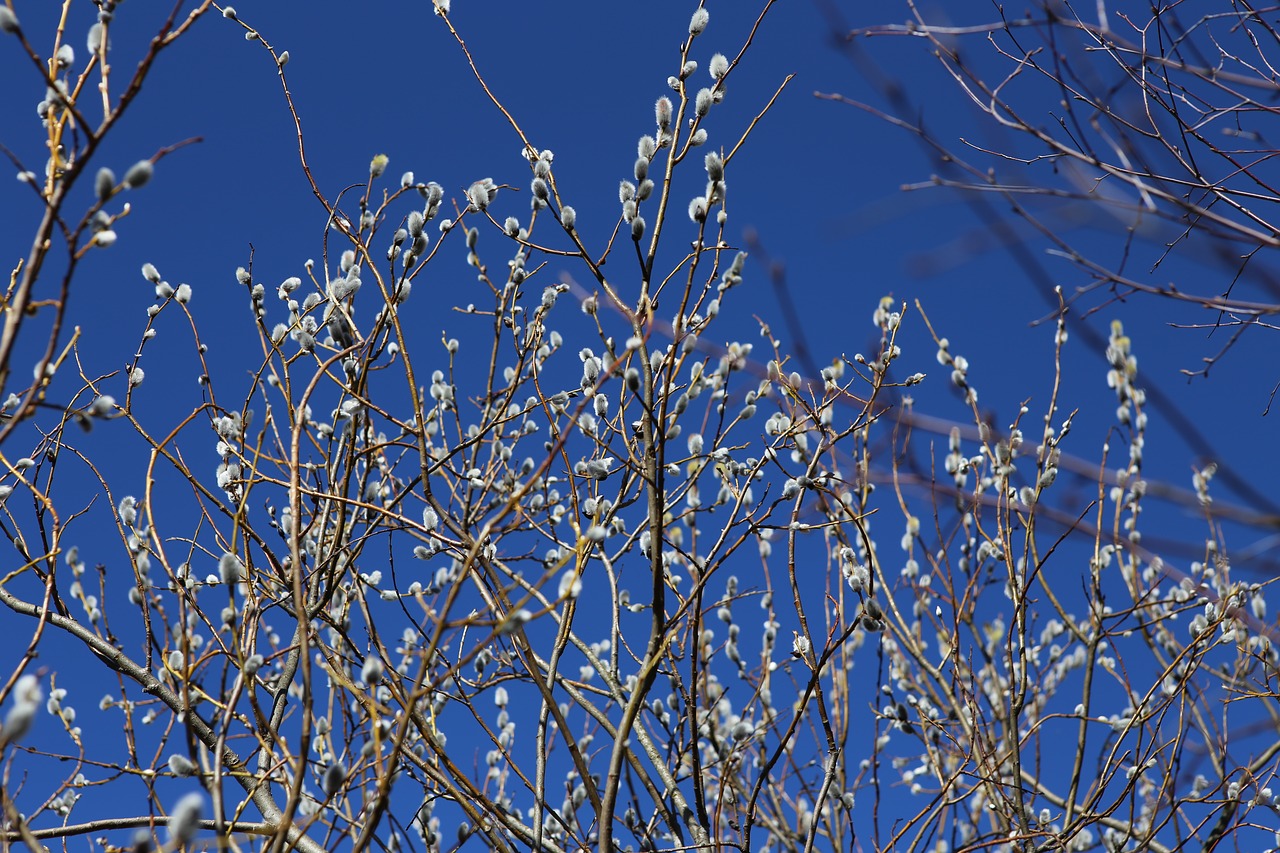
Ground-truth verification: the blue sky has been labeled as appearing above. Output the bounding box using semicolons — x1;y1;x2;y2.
2;1;1278;850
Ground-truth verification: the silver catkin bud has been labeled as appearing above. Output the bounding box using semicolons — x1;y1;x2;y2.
167;792;204;846
94;167;115;201
655;97;673;132
689;7;709;36
123;160;153;189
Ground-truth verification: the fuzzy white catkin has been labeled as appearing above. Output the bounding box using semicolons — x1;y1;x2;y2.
695;88;713;117
95;168;115;201
689;7;709;36
219;552;243;585
167;792;204;845
361;656;383;685
168;754;197;776
123;160;153;189
655;97;673;131
558;568;582;599
1;676;40;745
322;762;346;797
